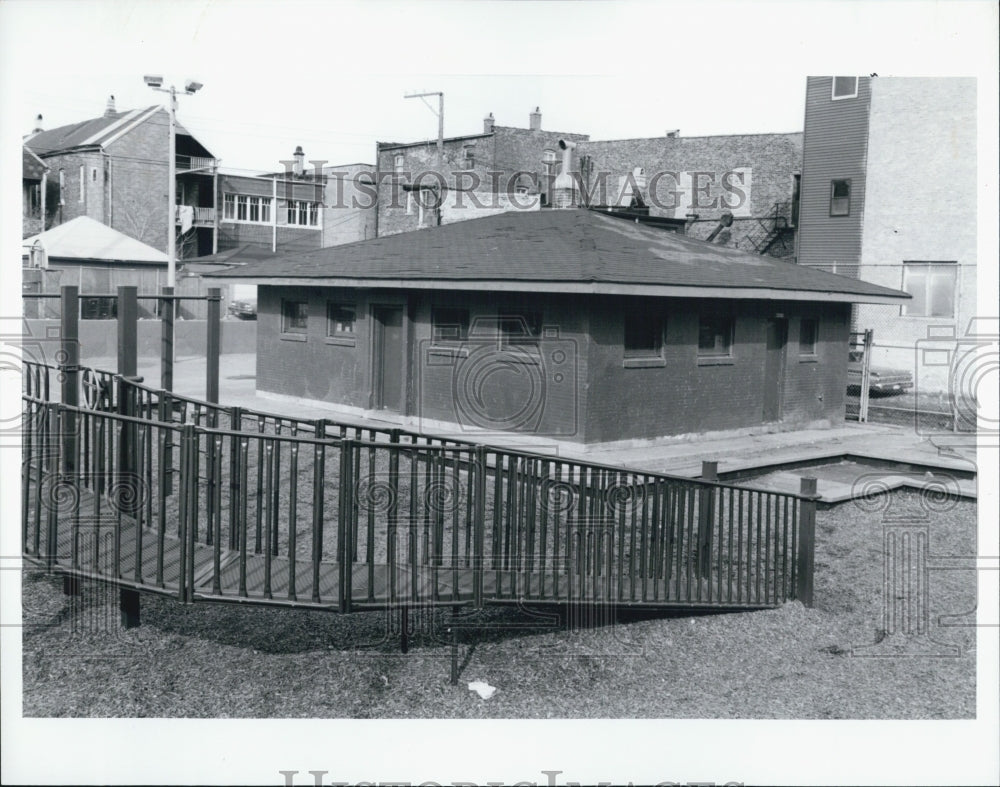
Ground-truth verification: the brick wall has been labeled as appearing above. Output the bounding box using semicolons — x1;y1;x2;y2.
579;133;803;256
583;297;847;443
255;285;848;443
40;150;108;228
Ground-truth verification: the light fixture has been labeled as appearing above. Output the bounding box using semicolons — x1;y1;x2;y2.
184;80;203;94
143;74;163;88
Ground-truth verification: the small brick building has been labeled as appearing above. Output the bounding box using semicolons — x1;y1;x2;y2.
216;209;909;445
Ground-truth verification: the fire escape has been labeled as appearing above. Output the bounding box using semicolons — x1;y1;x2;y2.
743;200;794;255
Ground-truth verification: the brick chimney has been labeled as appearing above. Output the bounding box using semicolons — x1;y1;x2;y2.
104;95;116;117
293;145;304;177
32;114;43;133
529;106;542;131
483;112;495;134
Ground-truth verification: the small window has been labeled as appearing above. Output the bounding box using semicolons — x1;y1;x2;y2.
327;302;355;336
80;297;117;320
432;307;470;344
830;179;851;217
902;262;957;318
624;310;663;358
542;149;557;164
91;167;99;182
499;312;541;350
799;319;818;355
393;153;405;173
463;146;475;170
832;76;859;100
698;313;733;357
79;165;85;202
281;299;308;334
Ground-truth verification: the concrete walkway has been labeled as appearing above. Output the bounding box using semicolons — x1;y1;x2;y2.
90;352;980;502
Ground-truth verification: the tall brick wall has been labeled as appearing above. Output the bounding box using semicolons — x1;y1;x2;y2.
579;133;803;257
40;150;108;228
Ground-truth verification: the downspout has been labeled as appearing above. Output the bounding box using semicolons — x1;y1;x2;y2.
373;142;381;239
272;176;277;252
40;170;47;232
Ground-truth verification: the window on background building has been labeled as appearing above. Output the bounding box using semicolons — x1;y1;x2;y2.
542;149;557;165
799;318;818;355
225;193;272;224
499;312;542;351
78;165;84;202
394;153;405;173
698;313;734;357
624;309;663;358
463;146;475;170
288;200;320;226
326;302;355;337
832;76;859;100
902;262;957;318
281;299;308;334
431;307;470;344
830;179;851;216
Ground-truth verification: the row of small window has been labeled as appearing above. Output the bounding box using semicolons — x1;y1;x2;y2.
222;194;320;226
392;148;562;173
281;301;820;358
624;312;819;359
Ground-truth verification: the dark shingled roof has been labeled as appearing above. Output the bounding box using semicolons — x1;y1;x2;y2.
213;209;909;303
22;146;48;180
25;106;197;156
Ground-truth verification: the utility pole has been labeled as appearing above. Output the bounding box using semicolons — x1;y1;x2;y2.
404;91;444;225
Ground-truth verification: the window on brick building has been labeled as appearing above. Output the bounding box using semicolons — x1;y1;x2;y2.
224;193;273;224
830;179;851;217
832;76;858;100
432;307;470;345
799;319;818;355
394;153;405;173
281;299;308;334
498;311;542;352
326;302;356;339
698;313;734;358
902;262;957;318
624;309;663;358
78;165;84;202
287;200;320;227
463;145;475;170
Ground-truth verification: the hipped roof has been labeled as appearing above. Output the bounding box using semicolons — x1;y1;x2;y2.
22;217;168;265
212;208;910;304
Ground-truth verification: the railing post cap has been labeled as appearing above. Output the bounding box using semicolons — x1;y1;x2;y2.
800;476;819;497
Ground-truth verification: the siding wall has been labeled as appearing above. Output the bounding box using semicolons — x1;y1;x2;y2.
853;78;977;390
797;76;872;273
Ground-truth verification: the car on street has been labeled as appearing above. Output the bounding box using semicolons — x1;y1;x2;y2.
227;297;257;320
846;350;914;395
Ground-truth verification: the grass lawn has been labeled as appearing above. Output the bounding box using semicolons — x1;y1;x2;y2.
21;489;976;719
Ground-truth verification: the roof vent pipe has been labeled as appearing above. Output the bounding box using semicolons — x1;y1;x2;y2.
33;114;44;133
529;106;542;131
705;211;734;242
293;145;304;177
104;95;116;117
553;139;577;208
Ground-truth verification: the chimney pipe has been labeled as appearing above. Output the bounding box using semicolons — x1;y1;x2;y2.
553;139;577;208
32;114;44;133
104;95;116;118
483;112;495;134
529;106;542;131
293;145;304;177
705;211;734;242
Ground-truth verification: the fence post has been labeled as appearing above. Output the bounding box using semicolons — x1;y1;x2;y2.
160;285;174;392
338;438;354;613
796;476;818;607
697;460;718;578
117;286;139;516
473;446;486;609
59;286;79;476
206;287;221;406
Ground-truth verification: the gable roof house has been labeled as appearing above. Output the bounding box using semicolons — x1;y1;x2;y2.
24;97;219;259
214;208;909;446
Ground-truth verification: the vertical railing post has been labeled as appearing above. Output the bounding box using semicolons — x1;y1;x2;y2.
160;286;175;392
796;477;818;607
473;446;486;608
697;460;718;579
117;286;139;516
338;438;354;613
59;286;79;476
206;287;221;406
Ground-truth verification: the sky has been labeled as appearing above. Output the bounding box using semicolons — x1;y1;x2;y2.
0;0;996;172
1;1;999;786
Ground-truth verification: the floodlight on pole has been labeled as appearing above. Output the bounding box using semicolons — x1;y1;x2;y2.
144;76;203;289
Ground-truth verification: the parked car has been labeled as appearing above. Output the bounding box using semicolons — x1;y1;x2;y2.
227;297;257;320
847;351;914;395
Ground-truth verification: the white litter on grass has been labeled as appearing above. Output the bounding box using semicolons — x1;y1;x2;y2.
467;680;497;700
